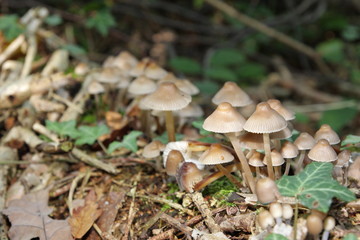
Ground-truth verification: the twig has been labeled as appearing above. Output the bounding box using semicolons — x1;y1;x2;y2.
93;223;106;240
159;212;193;236
51;93;84;114
204;0;332;75
32;122;60;143
148;229;175;240
140;211;164;238
185;207;226;227
189;192;221;233
0;35;25;66
67;172;86;215
20;33;37;79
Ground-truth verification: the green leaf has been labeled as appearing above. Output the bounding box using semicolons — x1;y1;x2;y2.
205;68;237;82
343;233;358;240
316;39;345;63
169;57;202;75
277;162;356;213
62;44;86;56
264;233;288;240
153;132;184;144
195;80;220;96
198;136;219;144
45;120;78;138
45;14;63;26
295;112;310;124
85;9;116;36
0;15;23;40
235;62;266;81
319;107;358;132
192;119;210;135
210;48;245;67
341;25;360;41
341;135;360;146
75;124;110;145
107;130;142;153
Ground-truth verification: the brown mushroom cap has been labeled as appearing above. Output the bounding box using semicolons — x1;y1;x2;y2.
249;151;265;167
128;76;157;95
314;124;340;145
142;140;165;159
308;139;338;162
239;132;274;150
198;143;234;165
176;162;203;192
294;132;316;150
174;103;204;118
306;214;323;235
269;202;283;219
144;61;167;79
335;150;351;167
348;156;360;184
258;210;275;229
263;150;285;167
166;150;185;176
203;102;246;133
140;82;191;111
255;177;280;204
267;99;295;121
174;79;199;95
88;81;105;95
129;58;149;77
270;127;292;140
212;81;253;107
280;141;299;159
243;102;287;134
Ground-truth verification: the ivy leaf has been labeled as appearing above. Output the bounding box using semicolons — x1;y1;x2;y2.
85;9;116;36
264;233;288;240
210;48;245;67
153;132;184;144
192;119;210;136
277;162;356;213
169;57;202;75
75;125;110;145
45;120;78;139
205;68;237;82
341;135;360;146
343;233;358;240
107;131;142;153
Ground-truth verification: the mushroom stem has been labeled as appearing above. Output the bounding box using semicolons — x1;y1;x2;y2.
226;133;256;193
194;164;236;191
255;167;261;179
216;164;243;189
274;166;281;180
321;231;330;240
165;110;176;142
246;149;256;159
263;133;275;180
295;150;306;174
284;158;291;175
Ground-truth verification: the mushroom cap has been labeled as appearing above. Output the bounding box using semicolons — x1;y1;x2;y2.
324;216;335;231
203;102;246;133
142;140;165;159
308;139;338;162
198;143;234;165
176;162;203;193
243;102;287;134
255;177;280;204
166;150;185;176
294;132;316;150
140;82;191;111
348;156;360;183
267;99;295;121
88;81;105;95
306;214;323;235
249;151;265;167
269;202;283;219
97;67;123;84
212;81;253;107
128;76;157;95
314;124;340;145
129;58;149;77
258;210;275;229
263;150;285;166
174;103;204;118
335;150;351;167
144;61;167;79
282;204;293;220
239;132;274;150
174;79;199;95
280;141;299;159
270;127;292;140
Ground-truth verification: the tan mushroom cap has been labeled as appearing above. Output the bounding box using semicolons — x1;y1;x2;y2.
198;143;234;165
280;141;299;159
144;61;168;79
128;76;157;95
129;58;149;77
97;67;123;84
177;162;203;193
255;177;280;204
142;140;165;159
174;79;199;95
174;103;204;118
294;132;316;150
243;102;287;134
270;126;292;140
258;210;275;229
335;150;351;167
203;102;246;133
307;214;323;235
239;132;274;150
267;99;295;121
314;124;340;145
308;139;338;162
166;150;185;176
88;81;105;95
249;151;265;167
263;150;285;166
140;82;191;111
212;81;253;107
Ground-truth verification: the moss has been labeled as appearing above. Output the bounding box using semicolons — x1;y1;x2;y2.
203;176;238;207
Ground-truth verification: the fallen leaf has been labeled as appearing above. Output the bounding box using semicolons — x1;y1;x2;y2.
2;189;73;240
68;190;102;238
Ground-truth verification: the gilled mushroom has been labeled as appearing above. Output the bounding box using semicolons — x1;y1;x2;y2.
212;81;253;107
314;124;340;145
176;162;203;193
308;139;338;163
263;150;285;179
267;99;295;121
280;141;299;175
294;132;316;174
249;151;265;179
334;150;351;185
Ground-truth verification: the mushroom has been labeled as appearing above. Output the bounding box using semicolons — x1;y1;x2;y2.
263;150;285;179
176;162;203;193
198;143;242;188
294;132;316;174
348;156;360;186
267;99;295;121
258;210;275;230
143;140;165;170
166;150;185;176
174;78;199;96
244;102;287;180
280;141;299;175
334;150;351;185
212;81;253;107
322;216;335;240
269;202;283;225
282;204;293;224
314;124;340;145
249;151;265;179
203;102;256;192
255;177;281;204
308;139;338;163
306;214;323;238
140;82;191;142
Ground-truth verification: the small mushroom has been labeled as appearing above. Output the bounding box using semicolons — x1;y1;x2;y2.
322;216;335;240
255;177;281;204
176;162;203;193
280;141;299;175
282;204;293;224
315;124;340;145
306;214;323;237
269;202;283;225
166;150;185;176
258;210;275;230
294;132;316;174
308;139;338;163
212;81;253;107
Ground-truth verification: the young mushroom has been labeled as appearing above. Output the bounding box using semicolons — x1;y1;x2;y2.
294;132;316;174
203;102;256;192
244;102;287;180
308;139;338;163
140;82;191;142
280;141;299;175
282;204;293;224
258;210;275;230
166;150;185;176
269;202;283;225
212;81;253;107
314;124;340;145
255;177;281;204
322;216;335;240
306;214;323;238
176;162;203;193
263;150;285;179
249;151;265;179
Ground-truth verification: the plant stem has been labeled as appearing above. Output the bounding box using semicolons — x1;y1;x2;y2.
263;133;275;180
226;132;256;193
293;200;299;240
164;110;175;142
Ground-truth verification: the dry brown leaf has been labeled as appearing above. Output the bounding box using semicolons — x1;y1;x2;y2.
2;189;73;240
68;190;102;239
105;111;127;130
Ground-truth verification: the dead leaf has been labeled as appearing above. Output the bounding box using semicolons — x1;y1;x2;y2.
105;111;127;130
2;189;73;240
68;190;102;238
